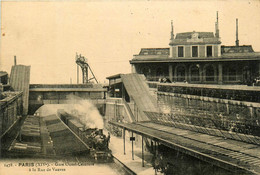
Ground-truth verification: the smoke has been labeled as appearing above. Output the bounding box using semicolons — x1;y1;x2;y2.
37;104;66;116
36;94;104;129
64;94;104;129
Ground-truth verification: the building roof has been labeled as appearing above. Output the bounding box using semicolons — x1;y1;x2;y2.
132;46;260;62
0;71;8;77
131;52;260;64
221;52;260;58
221;45;254;53
175;32;215;39
106;73;123;80
138;48;169;55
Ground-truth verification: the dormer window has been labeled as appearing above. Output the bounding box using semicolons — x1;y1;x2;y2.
178;46;184;57
207;46;213;57
192;46;198;57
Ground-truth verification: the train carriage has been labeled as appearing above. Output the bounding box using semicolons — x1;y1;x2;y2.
58;111;112;162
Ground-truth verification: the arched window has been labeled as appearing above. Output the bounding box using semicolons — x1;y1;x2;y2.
205;65;215;81
223;66;237;81
176;66;186;82
190;65;200;82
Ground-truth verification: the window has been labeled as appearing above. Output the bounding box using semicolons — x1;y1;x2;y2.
205;65;215;81
192;46;198;57
190;65;200;82
207;46;213;57
223;67;237;81
176;66;186;82
178;46;184;57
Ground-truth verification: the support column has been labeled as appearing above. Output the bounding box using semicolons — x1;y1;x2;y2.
218;63;223;84
132;132;134;160
169;64;173;82
122;83;125;99
154;141;158;166
173;66;177;82
123;128;126;155
185;66;188;82
142;136;144;167
199;65;203;83
226;103;230;114
249;106;255;118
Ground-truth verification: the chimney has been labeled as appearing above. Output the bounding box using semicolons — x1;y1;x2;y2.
14;55;17;66
170;20;174;40
215;11;219;38
236;18;239;46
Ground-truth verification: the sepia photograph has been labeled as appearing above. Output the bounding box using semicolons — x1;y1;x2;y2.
1;0;260;174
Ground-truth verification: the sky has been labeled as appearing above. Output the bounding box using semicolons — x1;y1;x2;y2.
1;0;260;84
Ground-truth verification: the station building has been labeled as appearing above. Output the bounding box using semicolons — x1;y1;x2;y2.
130;14;260;85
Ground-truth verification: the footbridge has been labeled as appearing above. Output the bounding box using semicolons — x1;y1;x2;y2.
7;65;107;115
28;84;106;115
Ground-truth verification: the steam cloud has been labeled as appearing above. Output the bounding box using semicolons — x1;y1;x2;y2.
36;94;104;129
65;94;104;129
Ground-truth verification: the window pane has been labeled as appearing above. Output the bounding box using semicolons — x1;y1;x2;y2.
192;46;198;57
178;46;184;57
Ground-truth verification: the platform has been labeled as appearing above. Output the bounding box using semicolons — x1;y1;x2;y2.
105;130;159;175
110;121;260;174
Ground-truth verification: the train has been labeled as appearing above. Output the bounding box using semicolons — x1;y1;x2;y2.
57;110;112;162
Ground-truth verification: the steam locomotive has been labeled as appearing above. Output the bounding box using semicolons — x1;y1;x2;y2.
57;110;112;162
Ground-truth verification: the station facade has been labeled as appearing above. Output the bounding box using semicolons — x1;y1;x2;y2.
130;14;260;85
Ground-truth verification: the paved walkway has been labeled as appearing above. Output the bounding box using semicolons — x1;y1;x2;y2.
104;130;162;175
